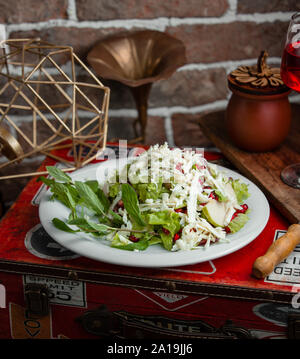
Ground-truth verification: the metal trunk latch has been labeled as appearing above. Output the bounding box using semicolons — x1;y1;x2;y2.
76;305;115;337
24;283;49;317
288;313;300;339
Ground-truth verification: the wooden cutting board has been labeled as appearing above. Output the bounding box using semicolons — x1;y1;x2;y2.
198;104;300;224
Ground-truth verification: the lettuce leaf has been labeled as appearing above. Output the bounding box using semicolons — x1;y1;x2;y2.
231;180;250;204
159;231;173;251
146;210;181;251
146;210;181;236
135;183;159;202
108;183;121;198
133;177;171;203
228;210;250;233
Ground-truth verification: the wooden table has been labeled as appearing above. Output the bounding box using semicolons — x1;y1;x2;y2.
198;104;300;224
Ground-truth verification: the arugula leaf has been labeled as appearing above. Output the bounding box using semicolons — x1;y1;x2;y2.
67;217;88;226
39;174;78;215
65;183;79;203
85;181;112;214
68;217;110;236
85;220;111;234
74;181;105;216
112;241;149;251
108;209;124;227
37;176;55;187
85;180;99;193
97;188;111;212
121;184;146;227
52;218;79;233
49;182;77;213
46;166;72;183
111;234;150;251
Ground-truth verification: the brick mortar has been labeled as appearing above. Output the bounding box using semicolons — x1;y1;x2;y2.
179;57;281;73
67;0;78;21
7;92;300;122
5;12;294;36
164;116;175;147
6;56;282;76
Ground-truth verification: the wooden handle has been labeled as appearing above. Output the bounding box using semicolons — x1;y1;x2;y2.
252;224;300;279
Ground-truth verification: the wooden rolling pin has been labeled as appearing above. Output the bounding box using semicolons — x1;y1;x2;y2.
252;224;300;279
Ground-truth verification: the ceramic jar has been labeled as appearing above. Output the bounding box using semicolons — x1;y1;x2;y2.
225;70;291;153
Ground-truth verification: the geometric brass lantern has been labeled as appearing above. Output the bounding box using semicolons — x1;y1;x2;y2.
0;38;110;180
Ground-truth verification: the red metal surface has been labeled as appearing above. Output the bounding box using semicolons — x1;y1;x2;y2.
0;143;296;339
0;143;291;292
0;271;288;339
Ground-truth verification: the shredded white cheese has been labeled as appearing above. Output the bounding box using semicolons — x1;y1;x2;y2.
107;143;246;251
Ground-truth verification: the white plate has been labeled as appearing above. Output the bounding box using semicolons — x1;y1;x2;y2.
39;159;270;268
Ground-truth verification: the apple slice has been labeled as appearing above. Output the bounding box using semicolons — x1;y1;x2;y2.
224;182;238;205
202;199;227;227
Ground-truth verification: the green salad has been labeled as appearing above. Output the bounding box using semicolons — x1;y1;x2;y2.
39;144;250;252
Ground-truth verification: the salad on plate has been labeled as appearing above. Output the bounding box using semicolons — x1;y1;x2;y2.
39;144;250;253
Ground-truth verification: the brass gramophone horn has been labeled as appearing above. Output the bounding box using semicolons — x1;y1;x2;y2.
0;127;23;161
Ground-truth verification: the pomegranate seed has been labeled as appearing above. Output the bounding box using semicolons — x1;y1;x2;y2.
176;207;187;214
242;204;248;212
231;212;238;220
117;200;124;209
225;226;231;233
198;239;207;246
162;228;170;235
234;204;248;215
195;164;206;170
175;163;182;171
209;192;218;200
173;233;180;241
129;235;139;242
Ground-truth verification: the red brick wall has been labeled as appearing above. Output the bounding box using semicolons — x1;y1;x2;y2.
0;0;298;206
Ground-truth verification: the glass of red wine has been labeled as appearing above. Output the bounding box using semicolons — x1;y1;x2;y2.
280;12;300;189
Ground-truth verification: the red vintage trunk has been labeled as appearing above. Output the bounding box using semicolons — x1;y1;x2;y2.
0;143;299;340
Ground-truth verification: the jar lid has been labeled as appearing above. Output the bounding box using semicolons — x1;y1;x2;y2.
228;51;290;96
